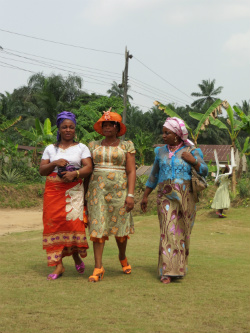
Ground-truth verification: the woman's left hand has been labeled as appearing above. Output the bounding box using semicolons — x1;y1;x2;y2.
61;171;77;183
181;152;197;165
124;196;134;212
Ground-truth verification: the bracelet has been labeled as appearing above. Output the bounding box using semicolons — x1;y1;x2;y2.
127;193;134;198
76;170;80;179
192;159;198;166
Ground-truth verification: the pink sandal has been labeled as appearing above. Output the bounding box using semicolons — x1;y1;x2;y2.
75;262;85;274
47;272;63;280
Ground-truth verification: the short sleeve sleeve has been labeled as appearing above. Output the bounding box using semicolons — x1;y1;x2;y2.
79;143;91;159
126;141;136;154
41;145;52;160
145;147;160;189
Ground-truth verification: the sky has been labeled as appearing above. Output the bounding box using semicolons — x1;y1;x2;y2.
0;0;249;113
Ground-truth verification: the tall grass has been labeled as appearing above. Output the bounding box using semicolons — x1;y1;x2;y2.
0;207;250;333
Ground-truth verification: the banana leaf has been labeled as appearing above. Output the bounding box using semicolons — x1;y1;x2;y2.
209;116;228;129
224;103;234;133
191;99;222;136
242;137;250;154
0;116;22;131
35;118;43;135
15;127;37;142
154;101;191;131
44;118;53;135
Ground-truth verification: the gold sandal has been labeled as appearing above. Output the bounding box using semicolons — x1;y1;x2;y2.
120;257;131;274
88;267;105;282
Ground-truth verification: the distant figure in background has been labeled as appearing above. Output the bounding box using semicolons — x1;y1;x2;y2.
39;111;92;280
211;165;231;218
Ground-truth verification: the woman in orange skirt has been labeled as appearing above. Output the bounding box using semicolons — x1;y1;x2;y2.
39;111;93;280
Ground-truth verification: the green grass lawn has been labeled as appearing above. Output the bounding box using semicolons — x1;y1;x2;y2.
0;207;250;333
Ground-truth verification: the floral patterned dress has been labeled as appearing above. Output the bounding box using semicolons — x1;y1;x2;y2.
87;140;136;241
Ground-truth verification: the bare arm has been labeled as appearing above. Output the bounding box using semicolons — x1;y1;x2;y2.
61;157;93;183
39;158;69;176
140;186;154;213
125;152;136;212
181;152;201;172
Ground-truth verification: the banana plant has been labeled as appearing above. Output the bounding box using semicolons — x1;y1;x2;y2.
15;118;56;163
233;105;250;134
0;116;22;132
154;99;226;146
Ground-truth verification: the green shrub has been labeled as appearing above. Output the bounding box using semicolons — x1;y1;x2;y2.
238;177;250;199
0;168;24;183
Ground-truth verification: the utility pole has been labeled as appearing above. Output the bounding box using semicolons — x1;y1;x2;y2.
120;47;133;139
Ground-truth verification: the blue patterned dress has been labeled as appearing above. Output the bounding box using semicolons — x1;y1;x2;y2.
146;145;208;277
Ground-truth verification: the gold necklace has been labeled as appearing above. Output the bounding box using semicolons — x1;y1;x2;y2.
59;143;74;150
103;138;119;146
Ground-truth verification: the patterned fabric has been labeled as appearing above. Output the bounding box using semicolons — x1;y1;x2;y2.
43;173;88;266
211;174;230;209
146;145;208;189
157;181;196;277
87;140;136;240
147;144;208;278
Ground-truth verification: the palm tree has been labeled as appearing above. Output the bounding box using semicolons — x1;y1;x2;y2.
107;81;133;102
236;100;250;116
27;73;83;123
191;79;223;109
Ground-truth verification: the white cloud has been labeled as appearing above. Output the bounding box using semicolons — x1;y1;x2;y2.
223;30;250;66
81;0;250;26
81;0;164;25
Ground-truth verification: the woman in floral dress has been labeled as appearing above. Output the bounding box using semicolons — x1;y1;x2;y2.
39;111;92;280
141;117;208;284
86;109;136;282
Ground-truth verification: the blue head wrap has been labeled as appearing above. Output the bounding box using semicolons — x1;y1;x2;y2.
56;111;76;141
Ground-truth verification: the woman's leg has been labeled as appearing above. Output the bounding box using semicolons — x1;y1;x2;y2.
93;241;105;268
72;252;83;265
47;261;65;280
116;238;131;273
116;237;127;261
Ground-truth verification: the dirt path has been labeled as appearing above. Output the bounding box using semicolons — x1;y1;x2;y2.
0;208;43;236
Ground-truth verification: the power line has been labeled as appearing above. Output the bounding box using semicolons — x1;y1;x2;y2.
0;28;124;56
1;50;120;80
0;61;35;73
129;79;190;105
133;56;194;101
4;48;121;76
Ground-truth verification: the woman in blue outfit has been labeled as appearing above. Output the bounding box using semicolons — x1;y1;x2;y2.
141;117;208;284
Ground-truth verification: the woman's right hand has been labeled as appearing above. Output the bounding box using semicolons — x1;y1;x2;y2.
140;197;148;213
54;159;69;167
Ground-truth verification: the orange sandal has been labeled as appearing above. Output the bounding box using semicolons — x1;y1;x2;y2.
88;267;105;282
160;276;171;284
120;257;131;274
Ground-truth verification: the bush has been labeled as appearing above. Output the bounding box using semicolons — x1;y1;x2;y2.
237;175;250;199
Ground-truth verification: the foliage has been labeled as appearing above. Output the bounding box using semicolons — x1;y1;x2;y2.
233;105;250;134
191;79;223;108
0;167;24;183
237;175;250;199
107;81;133;102
135;175;148;193
133;130;154;166
0;116;22;132
73;95;124;143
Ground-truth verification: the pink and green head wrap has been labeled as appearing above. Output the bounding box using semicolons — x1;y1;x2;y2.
163;117;194;146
